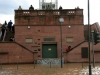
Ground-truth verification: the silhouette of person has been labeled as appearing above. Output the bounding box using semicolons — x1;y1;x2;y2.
29;5;34;10
8;20;13;31
18;5;22;10
59;6;62;10
4;21;7;29
4;21;7;25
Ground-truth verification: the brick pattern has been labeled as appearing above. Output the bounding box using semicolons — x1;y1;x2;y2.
15;9;83;25
0;43;33;64
0;9;100;63
14;9;85;62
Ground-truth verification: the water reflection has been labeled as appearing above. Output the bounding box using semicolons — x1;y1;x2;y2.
0;63;100;75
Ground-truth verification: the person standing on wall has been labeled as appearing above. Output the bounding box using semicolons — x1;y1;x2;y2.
18;5;22;10
29;5;34;10
1;21;7;37
8;20;13;31
4;21;7;25
4;21;8;29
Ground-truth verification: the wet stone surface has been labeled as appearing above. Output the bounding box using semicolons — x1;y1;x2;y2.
0;63;100;75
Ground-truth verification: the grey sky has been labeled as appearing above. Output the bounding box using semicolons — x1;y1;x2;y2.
0;0;29;14
0;0;100;25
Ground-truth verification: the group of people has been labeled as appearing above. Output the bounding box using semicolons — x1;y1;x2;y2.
18;5;34;10
18;5;62;10
1;20;13;31
1;20;14;41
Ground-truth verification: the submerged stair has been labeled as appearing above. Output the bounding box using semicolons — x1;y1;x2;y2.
37;58;64;64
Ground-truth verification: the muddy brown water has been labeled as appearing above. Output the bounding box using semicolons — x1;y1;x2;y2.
0;63;100;75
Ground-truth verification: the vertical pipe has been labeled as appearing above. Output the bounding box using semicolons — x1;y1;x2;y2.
17;62;18;69
50;61;51;68
34;61;35;69
60;22;63;68
0;62;2;70
82;61;83;68
87;0;92;75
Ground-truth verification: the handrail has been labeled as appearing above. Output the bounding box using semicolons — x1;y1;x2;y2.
14;41;33;53
2;30;6;42
66;40;85;53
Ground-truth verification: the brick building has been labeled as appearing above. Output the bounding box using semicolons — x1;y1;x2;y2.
0;6;100;64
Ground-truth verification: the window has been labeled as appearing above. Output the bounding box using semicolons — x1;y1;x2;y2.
66;37;74;43
44;38;55;41
25;38;33;43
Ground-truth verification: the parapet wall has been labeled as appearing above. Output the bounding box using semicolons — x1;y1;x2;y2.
15;9;83;25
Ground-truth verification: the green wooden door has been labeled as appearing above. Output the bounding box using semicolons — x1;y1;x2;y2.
42;44;57;58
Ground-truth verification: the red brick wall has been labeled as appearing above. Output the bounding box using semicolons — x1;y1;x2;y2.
14;25;84;59
63;42;100;63
14;9;85;61
0;42;34;64
0;42;100;63
15;9;83;25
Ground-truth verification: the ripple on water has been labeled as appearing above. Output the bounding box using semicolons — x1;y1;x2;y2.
0;63;100;75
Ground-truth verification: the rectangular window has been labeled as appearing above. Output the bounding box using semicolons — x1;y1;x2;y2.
25;38;33;43
44;38;55;41
66;37;74;43
81;47;88;58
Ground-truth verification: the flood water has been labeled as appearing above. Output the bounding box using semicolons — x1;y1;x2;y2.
0;63;100;75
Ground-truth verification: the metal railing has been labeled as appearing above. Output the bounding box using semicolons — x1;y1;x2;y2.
2;29;7;42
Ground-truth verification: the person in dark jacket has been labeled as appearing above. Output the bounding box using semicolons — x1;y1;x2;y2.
59;6;62;10
66;46;71;52
29;5;34;10
18;5;22;10
4;21;7;30
4;21;7;25
8;20;13;31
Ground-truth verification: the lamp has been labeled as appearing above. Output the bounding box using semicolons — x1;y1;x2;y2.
28;26;30;29
68;25;71;28
59;17;64;68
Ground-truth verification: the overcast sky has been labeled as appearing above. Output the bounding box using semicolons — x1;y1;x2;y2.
0;0;99;25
